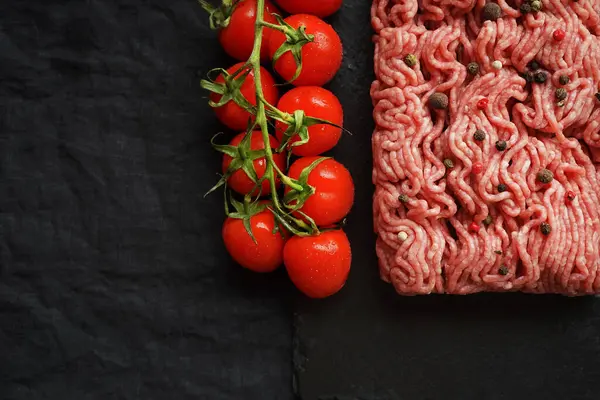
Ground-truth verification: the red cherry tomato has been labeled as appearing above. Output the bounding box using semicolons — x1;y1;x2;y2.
284;229;351;298
222;209;285;273
222;131;286;196
286;157;354;226
210;62;279;131
218;0;280;61
274;0;343;18
275;86;343;156
268;14;343;86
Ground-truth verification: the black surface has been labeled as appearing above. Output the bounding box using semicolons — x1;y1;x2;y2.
293;3;600;400
4;1;599;399
1;1;293;399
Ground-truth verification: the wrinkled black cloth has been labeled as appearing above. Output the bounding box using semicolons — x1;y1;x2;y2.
0;1;293;399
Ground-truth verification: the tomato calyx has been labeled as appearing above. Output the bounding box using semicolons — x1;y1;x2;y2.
273;110;342;155
206;132;269;196
198;0;235;30
268;14;314;83
225;194;268;243
266;158;331;238
267;205;318;237
201;66;255;112
282;157;328;212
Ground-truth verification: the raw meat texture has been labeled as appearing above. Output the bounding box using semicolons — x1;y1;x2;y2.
371;0;600;295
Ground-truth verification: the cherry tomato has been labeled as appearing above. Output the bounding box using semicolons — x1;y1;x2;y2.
274;0;343;18
222;209;285;273
286;157;354;226
268;14;343;86
284;229;351;298
218;0;280;61
210;62;279;131
275;86;343;156
222;131;286;196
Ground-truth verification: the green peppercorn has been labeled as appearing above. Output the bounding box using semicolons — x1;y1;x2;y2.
443;158;454;168
555;88;567;101
404;54;418;67
520;3;531;13
495;140;507;151
498;265;509;276
399;194;409;203
529;60;540;70
559;75;570;85
530;0;542;12
473;129;486;141
540;222;552;235
483;215;493;226
467;62;480;75
498;183;507;192
534;71;547;83
537;168;554;184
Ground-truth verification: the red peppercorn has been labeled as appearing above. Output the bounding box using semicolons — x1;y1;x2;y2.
477;98;489;110
565;190;576;202
553;29;566;42
469;222;480;233
472;162;484;174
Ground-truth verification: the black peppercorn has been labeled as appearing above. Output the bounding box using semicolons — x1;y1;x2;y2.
482;3;502;21
558;75;570;85
473;129;486;141
540;222;552;235
498;183;507;192
495;140;507;151
529;60;540;70
498;265;509;275
534;71;547;83
467;62;480;75
399;194;409;203
429;92;449;110
520;3;531;14
522;71;534;83
555;88;567;101
537;168;554;184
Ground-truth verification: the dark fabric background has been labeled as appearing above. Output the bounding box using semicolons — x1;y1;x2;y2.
0;1;294;399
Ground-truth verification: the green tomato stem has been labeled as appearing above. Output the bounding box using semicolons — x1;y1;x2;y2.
260;21;287;32
248;0;286;210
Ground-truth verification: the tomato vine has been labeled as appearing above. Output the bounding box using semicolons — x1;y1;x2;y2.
199;0;342;238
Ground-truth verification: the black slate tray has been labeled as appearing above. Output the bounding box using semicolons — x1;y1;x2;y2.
294;1;600;400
